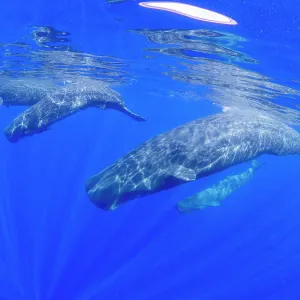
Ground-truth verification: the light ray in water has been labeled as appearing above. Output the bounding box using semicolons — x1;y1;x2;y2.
138;2;237;25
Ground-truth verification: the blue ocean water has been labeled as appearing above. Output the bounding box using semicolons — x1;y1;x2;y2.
1;0;300;299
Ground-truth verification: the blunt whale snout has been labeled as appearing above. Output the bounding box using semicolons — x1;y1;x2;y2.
87;187;119;210
86;161;151;210
85;168;123;210
4;129;19;143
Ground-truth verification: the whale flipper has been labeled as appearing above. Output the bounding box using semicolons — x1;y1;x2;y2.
211;201;221;207
169;165;196;181
122;106;146;122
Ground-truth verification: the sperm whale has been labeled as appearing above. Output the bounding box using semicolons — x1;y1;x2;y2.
86;112;300;210
1;78;145;142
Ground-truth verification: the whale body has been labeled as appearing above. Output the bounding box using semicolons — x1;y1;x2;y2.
177;160;263;213
86;113;300;210
0;78;54;107
1;78;145;142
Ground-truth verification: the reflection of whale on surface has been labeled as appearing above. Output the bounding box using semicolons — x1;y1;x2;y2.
86;113;300;211
177;160;264;213
31;25;71;49
1;78;145;142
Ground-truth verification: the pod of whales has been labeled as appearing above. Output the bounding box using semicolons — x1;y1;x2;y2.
0;78;145;142
177;160;264;213
86;112;300;210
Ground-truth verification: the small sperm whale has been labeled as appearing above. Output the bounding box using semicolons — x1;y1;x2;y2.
177;160;264;213
86;112;300;210
1;78;145;142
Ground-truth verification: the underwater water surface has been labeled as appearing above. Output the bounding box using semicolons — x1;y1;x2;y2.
0;0;300;299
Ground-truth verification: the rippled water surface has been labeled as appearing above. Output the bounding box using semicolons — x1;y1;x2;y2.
1;18;300;123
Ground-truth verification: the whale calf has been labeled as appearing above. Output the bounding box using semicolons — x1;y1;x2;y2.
177;160;264;213
86;113;300;210
2;78;145;142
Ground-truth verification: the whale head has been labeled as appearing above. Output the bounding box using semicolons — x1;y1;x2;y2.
85;161;147;210
85;146;197;211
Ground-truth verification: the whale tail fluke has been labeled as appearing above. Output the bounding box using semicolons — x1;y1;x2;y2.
122;106;146;122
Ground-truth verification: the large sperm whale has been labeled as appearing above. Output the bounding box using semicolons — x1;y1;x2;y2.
86;112;300;210
1;78;145;142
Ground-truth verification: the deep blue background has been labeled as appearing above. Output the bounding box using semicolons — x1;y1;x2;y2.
0;0;300;299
